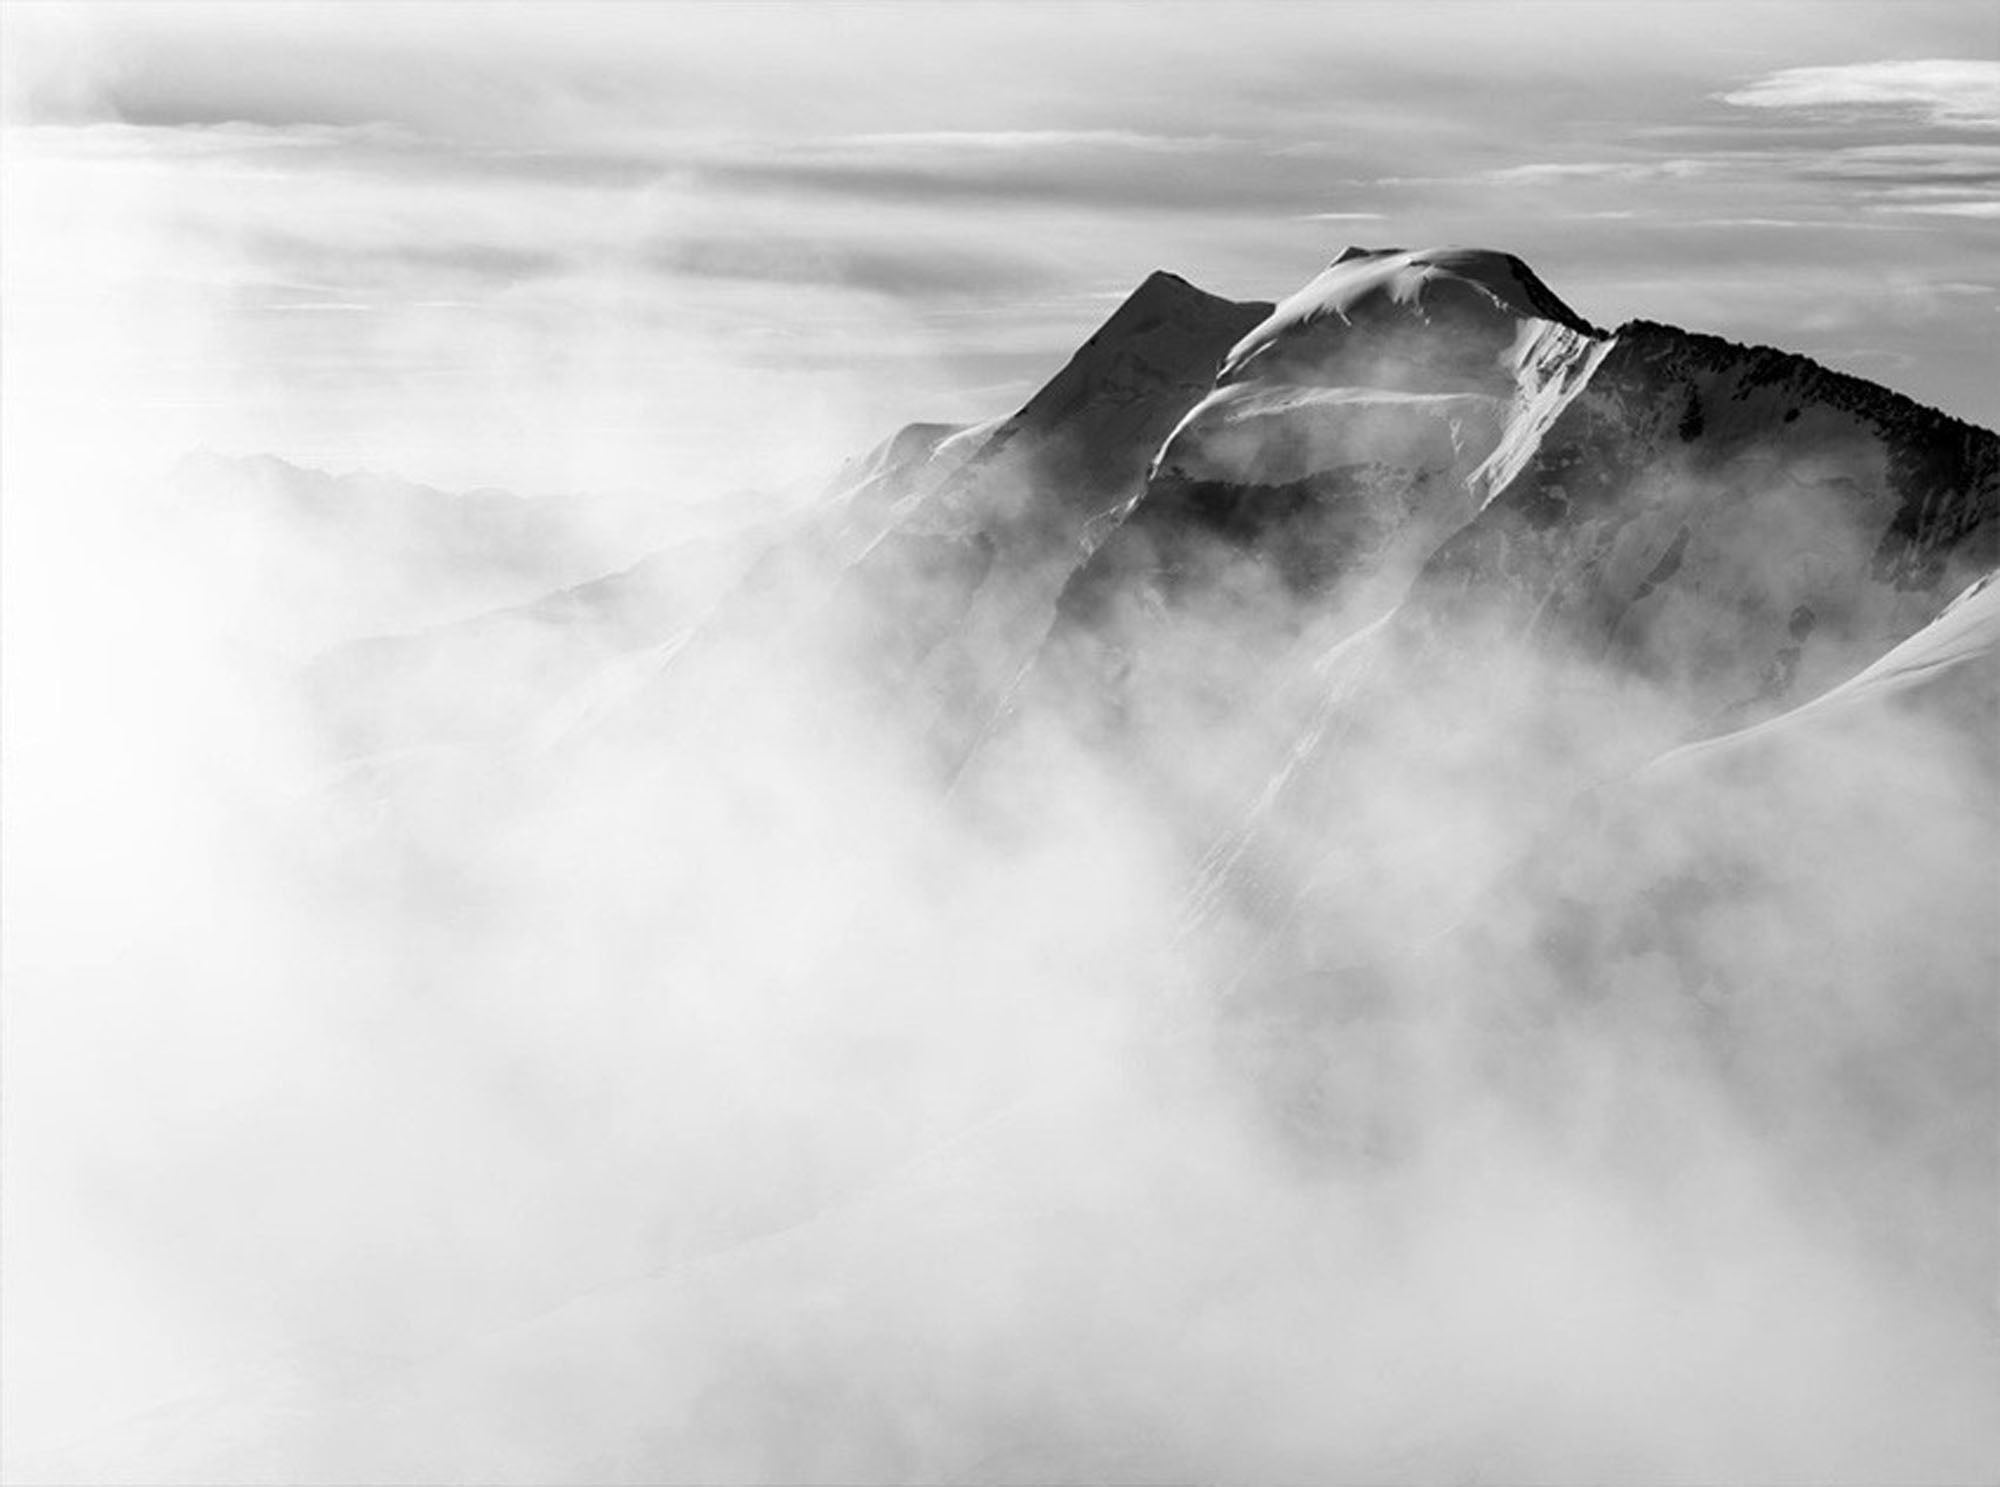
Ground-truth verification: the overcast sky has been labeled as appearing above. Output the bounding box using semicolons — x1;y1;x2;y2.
3;2;1995;496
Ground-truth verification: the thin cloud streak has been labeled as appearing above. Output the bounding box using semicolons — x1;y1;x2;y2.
1721;59;2000;130
832;129;1240;153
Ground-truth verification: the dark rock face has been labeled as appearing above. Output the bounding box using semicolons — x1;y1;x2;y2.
830;271;1274;763
917;269;1276;535
1138;466;1426;600
1411;320;2000;729
995;252;1609;807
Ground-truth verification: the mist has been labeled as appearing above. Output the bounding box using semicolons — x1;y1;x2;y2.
6;382;1995;1483
4;10;1998;1485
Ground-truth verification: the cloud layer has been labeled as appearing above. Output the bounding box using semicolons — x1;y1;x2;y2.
3;2;1995;498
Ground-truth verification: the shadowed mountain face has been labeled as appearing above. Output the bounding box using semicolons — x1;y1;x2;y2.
1043;250;1993;740
1163;294;1997;970
1413;319;1999;723
828;271;1276;760
1025;249;1613;769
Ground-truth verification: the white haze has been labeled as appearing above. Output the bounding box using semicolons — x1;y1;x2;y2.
4;50;1998;1487
7;417;1997;1484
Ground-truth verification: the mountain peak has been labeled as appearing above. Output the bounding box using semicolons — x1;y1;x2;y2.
1108;267;1247;322
1001;272;1272;436
1221;245;1599;385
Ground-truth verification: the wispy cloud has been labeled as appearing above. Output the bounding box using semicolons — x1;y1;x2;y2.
1876;200;2000;220
1799;142;2000;186
1720;59;2000;130
1484;159;1710;186
832;130;1236;154
650;236;1057;303
246;231;573;289
696;156;1315;215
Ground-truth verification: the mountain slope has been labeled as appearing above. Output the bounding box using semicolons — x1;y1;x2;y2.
993;249;1611;801
842;270;1275;763
1151;256;1998;954
1413;318;2000;727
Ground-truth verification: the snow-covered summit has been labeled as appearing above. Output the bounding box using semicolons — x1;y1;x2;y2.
1219;246;1600;388
1051;247;1610;641
1150;246;1607;500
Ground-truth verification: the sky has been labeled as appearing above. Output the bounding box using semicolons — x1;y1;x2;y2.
2;1;1996;498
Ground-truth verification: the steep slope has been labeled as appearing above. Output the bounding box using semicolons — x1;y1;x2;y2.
916;269;1278;538
959;249;1610;861
1414;320;2000;728
1058;248;1605;627
1654;565;2000;761
649;271;1274;767
997;250;1602;770
1155;259;1998;960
